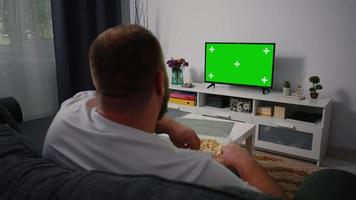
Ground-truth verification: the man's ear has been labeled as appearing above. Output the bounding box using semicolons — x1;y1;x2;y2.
155;71;165;96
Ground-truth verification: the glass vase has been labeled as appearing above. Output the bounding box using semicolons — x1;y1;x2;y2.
171;69;184;85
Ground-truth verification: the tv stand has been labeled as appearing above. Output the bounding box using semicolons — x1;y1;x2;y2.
206;83;215;89
168;83;332;166
262;88;270;94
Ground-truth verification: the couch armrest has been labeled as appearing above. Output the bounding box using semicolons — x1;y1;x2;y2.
0;97;23;123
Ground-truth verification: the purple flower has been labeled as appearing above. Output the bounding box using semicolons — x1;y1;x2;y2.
166;58;189;71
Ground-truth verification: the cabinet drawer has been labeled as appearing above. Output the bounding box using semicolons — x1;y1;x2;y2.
257;124;313;150
254;116;321;133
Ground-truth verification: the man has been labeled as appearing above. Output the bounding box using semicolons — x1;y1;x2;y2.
43;25;286;199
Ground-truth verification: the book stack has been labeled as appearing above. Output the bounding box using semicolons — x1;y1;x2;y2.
169;91;197;106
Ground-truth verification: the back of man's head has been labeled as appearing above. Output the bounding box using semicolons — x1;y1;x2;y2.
89;25;165;101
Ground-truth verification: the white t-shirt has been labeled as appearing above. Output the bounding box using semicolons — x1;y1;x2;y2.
42;91;257;191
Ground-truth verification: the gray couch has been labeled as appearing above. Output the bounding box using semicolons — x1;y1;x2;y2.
1;97;355;200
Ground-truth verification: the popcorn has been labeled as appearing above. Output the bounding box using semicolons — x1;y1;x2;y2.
199;138;222;156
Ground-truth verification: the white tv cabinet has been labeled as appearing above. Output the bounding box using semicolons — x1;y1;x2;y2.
169;83;332;166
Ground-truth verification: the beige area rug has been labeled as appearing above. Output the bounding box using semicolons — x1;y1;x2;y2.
253;152;320;200
198;139;319;199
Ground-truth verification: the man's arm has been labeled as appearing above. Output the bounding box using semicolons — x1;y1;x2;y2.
155;116;200;150
217;142;287;200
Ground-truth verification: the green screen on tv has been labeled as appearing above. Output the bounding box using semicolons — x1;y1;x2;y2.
205;42;275;88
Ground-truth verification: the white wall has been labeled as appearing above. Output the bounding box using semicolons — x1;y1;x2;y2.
142;0;356;152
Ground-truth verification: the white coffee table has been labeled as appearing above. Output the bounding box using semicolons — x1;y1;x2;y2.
181;114;256;154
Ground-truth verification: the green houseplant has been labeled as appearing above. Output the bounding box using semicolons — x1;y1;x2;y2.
309;76;323;99
283;80;291;96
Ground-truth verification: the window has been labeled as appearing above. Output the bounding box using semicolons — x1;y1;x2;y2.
0;0;10;45
0;0;53;47
22;0;53;40
0;0;57;120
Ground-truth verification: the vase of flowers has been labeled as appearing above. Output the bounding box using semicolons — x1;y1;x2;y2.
166;58;189;85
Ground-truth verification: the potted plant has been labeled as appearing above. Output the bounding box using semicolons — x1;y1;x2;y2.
309;76;323;99
283;80;291;96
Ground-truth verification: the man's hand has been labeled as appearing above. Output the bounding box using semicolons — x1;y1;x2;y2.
156;116;200;150
215;142;253;173
216;142;287;200
168;123;200;149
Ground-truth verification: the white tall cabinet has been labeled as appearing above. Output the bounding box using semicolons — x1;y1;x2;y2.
169;83;332;166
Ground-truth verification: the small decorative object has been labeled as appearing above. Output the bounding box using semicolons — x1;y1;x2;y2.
230;98;253;113
166;58;189;85
309;76;323;99
296;85;302;97
182;80;193;88
274;106;286;119
283;80;291;96
256;106;273;116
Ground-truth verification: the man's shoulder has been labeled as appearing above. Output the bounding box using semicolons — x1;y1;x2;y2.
51;91;96;127
61;91;96;107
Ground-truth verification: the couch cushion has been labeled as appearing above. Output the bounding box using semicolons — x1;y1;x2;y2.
0;124;279;200
18;115;54;152
0;124;76;199
294;169;356;200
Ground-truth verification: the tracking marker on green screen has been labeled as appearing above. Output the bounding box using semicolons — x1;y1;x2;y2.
205;43;275;89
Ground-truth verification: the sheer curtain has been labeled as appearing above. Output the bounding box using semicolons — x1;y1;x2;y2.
0;0;58;120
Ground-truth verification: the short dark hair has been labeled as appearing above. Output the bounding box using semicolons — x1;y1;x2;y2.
89;24;165;99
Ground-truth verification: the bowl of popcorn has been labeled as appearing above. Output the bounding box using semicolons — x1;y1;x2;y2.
199;136;231;156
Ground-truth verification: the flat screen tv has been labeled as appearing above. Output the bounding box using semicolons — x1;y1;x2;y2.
205;42;275;89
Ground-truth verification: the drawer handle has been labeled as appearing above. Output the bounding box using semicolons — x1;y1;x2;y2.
275;122;295;129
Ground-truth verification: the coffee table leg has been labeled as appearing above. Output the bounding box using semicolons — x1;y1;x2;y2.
245;135;254;154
